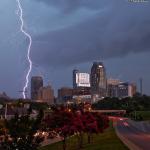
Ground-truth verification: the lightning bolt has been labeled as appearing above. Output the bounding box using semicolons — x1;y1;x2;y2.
16;0;32;99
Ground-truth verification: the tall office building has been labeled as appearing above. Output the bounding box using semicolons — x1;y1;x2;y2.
90;62;107;100
31;76;43;100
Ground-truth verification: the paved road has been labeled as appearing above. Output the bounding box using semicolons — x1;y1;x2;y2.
116;118;150;150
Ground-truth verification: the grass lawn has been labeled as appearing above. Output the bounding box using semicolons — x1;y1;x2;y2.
39;123;128;150
136;111;150;120
129;111;150;121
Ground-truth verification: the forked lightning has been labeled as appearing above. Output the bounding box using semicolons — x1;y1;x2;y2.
16;0;32;99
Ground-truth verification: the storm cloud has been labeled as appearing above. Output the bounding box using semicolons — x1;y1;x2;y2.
32;0;150;67
34;0;111;12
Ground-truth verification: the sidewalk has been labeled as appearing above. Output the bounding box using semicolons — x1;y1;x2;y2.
41;136;62;147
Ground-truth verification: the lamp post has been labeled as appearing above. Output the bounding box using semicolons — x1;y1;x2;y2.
0;104;3;119
5;103;8;119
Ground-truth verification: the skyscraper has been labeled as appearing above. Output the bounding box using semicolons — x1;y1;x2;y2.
31;76;43;100
90;62;107;100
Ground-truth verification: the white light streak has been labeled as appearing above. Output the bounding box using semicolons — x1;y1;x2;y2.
16;0;32;99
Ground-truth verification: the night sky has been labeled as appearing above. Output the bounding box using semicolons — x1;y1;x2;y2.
0;0;150;98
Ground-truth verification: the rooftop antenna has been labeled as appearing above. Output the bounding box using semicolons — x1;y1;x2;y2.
139;78;143;95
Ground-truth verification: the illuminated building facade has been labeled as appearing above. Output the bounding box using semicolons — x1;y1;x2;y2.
73;69;90;88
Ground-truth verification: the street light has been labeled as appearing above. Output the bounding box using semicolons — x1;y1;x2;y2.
5;103;8;119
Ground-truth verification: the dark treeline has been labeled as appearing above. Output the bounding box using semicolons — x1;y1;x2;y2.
92;95;150;112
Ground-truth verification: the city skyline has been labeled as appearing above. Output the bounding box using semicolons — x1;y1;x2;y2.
0;0;150;98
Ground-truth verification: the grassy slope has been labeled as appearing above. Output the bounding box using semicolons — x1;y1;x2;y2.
39;123;128;150
137;111;150;120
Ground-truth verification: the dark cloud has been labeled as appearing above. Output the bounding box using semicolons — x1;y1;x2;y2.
32;0;150;67
0;0;150;97
34;0;111;13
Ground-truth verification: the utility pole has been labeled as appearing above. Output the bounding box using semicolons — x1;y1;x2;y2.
134;110;137;120
5;103;8;119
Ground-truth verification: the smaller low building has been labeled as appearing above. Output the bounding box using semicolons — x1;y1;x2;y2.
118;82;136;98
37;85;54;105
58;87;73;103
0;104;37;120
0;92;10;100
107;79;136;98
107;79;121;97
58;87;91;103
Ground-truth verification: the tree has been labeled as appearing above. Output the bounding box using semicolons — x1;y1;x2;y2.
44;109;75;150
43;107;110;150
72;112;85;148
93;112;109;132
81;112;98;144
0;111;44;150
